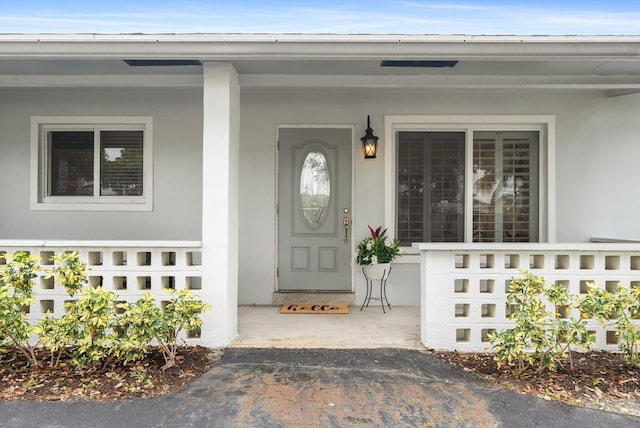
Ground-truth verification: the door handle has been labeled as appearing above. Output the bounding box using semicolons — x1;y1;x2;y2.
343;216;350;244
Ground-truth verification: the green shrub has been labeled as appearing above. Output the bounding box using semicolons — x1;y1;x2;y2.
118;289;212;369
579;283;640;366
44;251;88;297
36;252;118;369
488;270;593;373
2;250;211;371
0;252;41;367
36;312;71;367
117;293;163;364
62;286;120;368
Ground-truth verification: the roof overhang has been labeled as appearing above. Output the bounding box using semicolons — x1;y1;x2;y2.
1;34;639;94
2;34;639;60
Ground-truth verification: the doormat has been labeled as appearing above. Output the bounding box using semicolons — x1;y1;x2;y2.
279;304;350;314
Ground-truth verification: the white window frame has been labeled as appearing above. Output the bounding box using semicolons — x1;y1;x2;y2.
384;115;555;256
30;116;153;211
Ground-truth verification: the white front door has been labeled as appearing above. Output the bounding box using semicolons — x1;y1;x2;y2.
277;127;352;291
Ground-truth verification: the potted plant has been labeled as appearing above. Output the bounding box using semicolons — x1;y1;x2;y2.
355;225;400;279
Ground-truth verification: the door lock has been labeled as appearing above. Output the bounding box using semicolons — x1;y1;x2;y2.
343;216;350;244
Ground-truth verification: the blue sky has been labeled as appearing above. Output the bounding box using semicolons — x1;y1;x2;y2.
0;0;638;35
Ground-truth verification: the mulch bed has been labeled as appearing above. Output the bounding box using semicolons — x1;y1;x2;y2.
430;350;640;416
0;346;221;401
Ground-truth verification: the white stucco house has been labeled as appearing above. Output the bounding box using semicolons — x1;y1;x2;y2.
1;34;639;351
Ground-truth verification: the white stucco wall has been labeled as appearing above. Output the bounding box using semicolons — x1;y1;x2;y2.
554;92;640;241
0;87;203;240
237;88;640;305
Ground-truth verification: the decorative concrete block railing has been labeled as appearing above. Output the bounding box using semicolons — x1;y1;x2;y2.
0;240;203;343
413;243;640;352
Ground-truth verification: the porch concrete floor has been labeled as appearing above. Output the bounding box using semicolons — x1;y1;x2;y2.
232;305;422;349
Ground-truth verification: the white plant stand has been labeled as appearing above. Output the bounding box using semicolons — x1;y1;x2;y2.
360;263;391;313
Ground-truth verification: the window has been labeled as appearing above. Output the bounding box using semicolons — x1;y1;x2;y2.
386;116;553;247
472;131;539;243
31;117;153;211
397;132;465;244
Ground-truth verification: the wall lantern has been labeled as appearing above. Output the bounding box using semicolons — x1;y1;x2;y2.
361;115;379;159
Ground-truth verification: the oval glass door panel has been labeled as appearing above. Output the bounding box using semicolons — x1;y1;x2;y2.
300;151;331;228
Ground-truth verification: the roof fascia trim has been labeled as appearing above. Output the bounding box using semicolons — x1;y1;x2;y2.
1;35;639;61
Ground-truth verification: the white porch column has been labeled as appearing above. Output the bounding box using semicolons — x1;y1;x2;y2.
200;62;240;347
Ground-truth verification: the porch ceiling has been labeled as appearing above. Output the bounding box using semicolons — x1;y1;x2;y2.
1;34;639;93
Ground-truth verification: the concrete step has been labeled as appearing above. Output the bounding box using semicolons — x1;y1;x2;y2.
272;291;355;306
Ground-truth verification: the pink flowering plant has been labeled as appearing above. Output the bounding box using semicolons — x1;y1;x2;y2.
355;225;400;265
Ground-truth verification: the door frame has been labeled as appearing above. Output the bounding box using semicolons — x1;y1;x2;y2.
275;124;356;292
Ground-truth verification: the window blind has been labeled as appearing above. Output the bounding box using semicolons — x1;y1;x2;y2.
397;132;465;246
100;131;144;197
473;131;539;242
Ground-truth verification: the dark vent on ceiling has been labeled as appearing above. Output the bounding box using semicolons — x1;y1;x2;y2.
381;60;458;68
124;60;202;67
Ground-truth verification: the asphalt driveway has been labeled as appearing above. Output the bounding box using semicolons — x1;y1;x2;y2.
1;348;638;427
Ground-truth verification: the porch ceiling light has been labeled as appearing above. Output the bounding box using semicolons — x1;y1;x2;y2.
361;115;379;159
